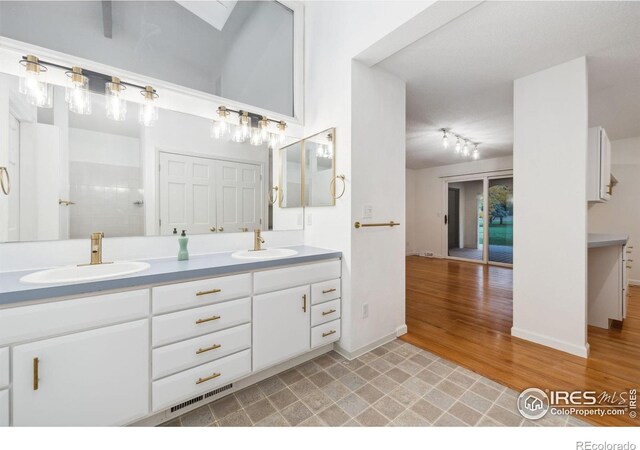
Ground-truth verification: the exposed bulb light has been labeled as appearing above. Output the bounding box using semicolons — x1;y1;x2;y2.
211;106;230;139
18;55;52;108
454;136;461;154
250;128;264;146
441;129;449;149
138;85;158;127
462;140;470;157
105;76;127;121
259;116;270;141
231;125;246;143
277;121;287;144
65;66;91;115
472;144;479;160
239;111;252;140
268;132;279;150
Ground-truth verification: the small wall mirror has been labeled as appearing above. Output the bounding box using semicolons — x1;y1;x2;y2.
304;128;336;207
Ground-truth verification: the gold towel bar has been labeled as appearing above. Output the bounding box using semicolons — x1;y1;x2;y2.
354;221;400;229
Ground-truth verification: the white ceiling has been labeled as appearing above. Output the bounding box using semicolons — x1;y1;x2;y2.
376;1;640;169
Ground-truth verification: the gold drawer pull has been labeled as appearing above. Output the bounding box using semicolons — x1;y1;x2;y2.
196;344;221;354
322;330;336;338
196;372;221;385
322;288;337;294
322;309;337;316
196;289;222;296
196;315;221;324
33;357;39;391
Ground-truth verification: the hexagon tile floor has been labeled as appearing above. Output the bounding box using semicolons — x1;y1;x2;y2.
161;339;590;427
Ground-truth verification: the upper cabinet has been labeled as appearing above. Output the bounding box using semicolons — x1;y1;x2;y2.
587;126;613;202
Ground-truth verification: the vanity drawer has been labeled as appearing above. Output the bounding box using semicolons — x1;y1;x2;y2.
0;289;149;346
311;319;341;349
152;349;251;412
153;324;251;380
0;390;8;427
311;279;341;305
153;297;250;347
0;348;8;389
254;260;341;294
153;273;251;314
311;299;341;327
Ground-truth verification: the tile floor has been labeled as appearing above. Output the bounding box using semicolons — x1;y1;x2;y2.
162;339;589;427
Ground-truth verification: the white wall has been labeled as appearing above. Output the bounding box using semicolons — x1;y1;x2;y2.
406;156;513;256
588;136;640;284
512;57;589;357
303;1;434;356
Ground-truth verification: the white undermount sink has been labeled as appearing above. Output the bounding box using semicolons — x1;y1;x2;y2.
231;248;298;260
20;261;151;285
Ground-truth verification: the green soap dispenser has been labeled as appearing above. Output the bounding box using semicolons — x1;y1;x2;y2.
178;229;189;261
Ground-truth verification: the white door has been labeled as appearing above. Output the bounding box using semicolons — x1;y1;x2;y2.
6;114;20;241
215;160;262;233
159;152;217;235
253;285;310;371
12;320;149;426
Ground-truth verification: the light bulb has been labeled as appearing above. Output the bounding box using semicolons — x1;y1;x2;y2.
65;67;91;115
19;56;52;108
268;133;279;149
462;140;470;156
455;137;461;154
277;121;287;144
441;130;449;149
138;86;158;126
231;125;246;143
239;112;252;140
250;128;263;146
259;117;270;141
472;144;479;160
105;77;127;121
212;106;230;139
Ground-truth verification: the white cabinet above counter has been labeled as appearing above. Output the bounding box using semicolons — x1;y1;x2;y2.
587;126;613;203
0;246;342;426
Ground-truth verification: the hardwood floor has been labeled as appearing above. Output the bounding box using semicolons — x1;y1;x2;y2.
403;256;640;426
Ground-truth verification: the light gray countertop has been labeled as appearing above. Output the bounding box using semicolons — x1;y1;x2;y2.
588;233;629;249
0;245;341;306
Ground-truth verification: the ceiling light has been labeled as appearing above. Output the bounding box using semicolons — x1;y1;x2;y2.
441;129;449;149
472;144;479;160
455;136;461;154
18;55;52;108
211;106;230;139
462;140;470;157
138;86;159;127
65;67;91;115
105;76;127;121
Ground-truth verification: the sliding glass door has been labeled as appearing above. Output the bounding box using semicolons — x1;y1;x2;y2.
487;177;513;264
447;179;484;262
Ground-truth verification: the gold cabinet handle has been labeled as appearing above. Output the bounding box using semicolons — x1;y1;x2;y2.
322;309;337;316
210;227;216;232
322;288;336;294
33;357;39;391
196;288;222;296
196;344;221;355
322;330;336;338
218;227;224;232
196;372;221;385
302;294;307;313
196;315;221;324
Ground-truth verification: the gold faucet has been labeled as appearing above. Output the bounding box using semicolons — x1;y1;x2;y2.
90;232;104;264
253;229;265;251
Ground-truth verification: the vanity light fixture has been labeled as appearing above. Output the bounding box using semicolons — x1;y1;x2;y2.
211;106;231;138
472;144;480;160
18;55;52;108
138;86;159;127
441;129;449;149
65;66;92;115
277;121;287;144
211;105;288;148
105;76;127;121
462;139;470;157
250;128;264;146
239;111;252;141
259;116;270;141
454;136;462;154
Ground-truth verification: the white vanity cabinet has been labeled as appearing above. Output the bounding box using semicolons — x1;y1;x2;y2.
587;126;612;202
12;320;149;426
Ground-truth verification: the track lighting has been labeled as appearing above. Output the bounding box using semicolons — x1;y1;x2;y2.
441;129;449;149
138;86;158;127
18;55;52;108
65;67;91;115
105;77;127;121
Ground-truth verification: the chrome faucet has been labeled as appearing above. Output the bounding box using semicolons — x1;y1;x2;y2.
253;229;265;251
90;232;104;264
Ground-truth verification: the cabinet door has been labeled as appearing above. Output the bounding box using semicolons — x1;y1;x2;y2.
253;286;310;371
12;320;149;426
600;128;611;201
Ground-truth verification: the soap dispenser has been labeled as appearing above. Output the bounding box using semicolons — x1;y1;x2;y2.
178;230;189;261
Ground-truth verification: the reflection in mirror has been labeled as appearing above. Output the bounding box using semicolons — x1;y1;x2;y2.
0;72;303;243
279;141;303;209
0;0;295;116
304;128;335;207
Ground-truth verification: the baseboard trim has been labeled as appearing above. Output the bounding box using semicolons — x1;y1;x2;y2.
334;331;398;361
630;279;640;286
396;324;408;337
511;327;590;358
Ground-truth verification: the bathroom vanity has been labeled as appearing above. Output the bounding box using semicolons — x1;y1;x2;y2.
0;246;342;426
587;234;631;328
